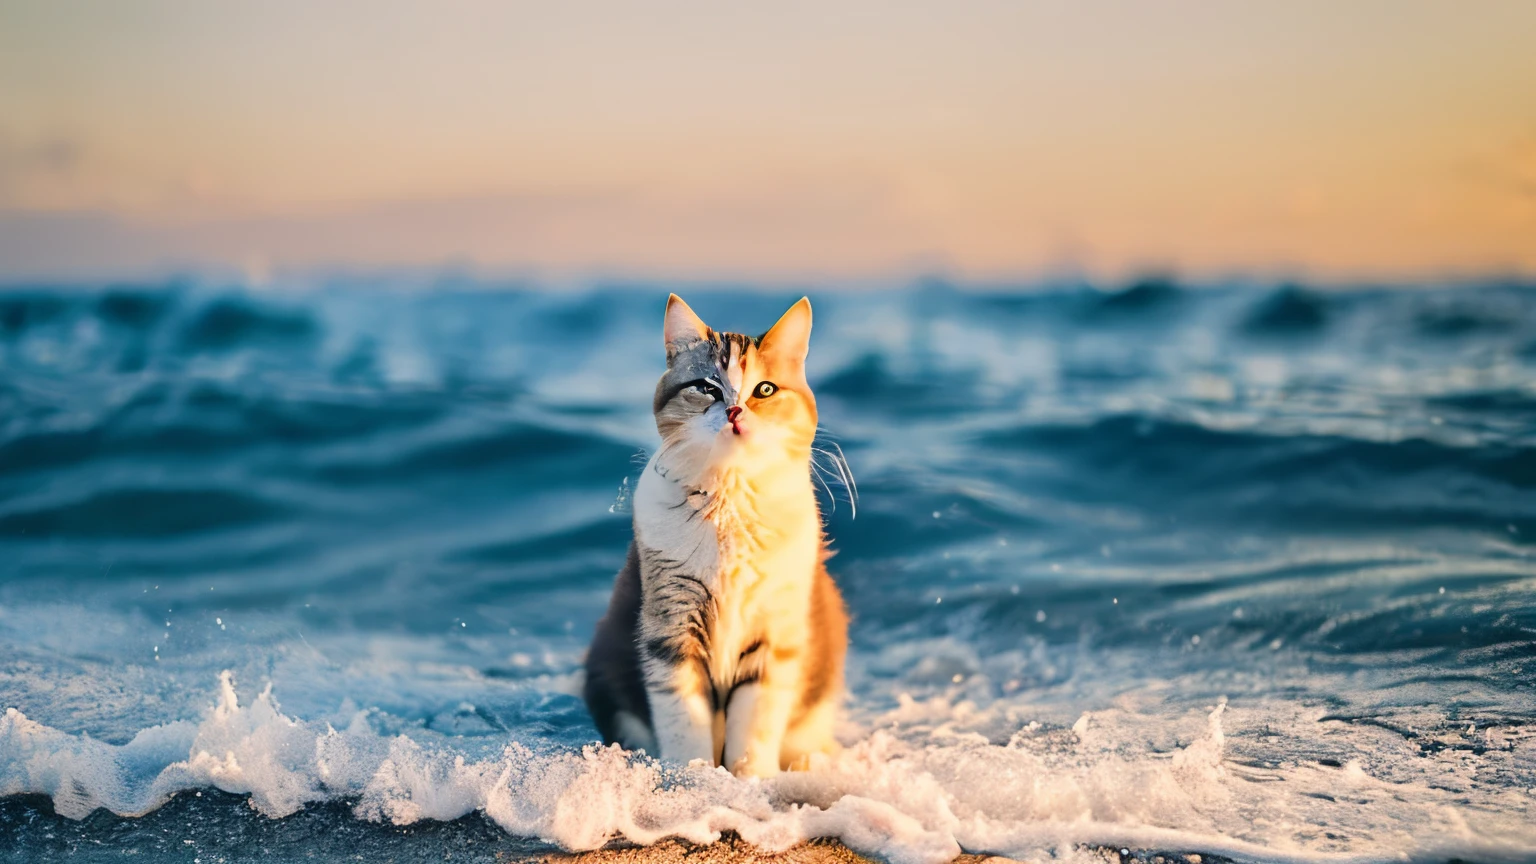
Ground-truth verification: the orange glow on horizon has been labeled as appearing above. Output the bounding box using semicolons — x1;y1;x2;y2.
1;1;1533;281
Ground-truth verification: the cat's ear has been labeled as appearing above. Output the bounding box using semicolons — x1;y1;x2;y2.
664;294;710;356
759;297;812;365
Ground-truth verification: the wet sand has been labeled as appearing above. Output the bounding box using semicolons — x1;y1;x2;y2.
531;838;1220;864
532;838;1028;864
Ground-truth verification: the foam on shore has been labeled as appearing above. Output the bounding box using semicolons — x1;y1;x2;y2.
4;671;1534;864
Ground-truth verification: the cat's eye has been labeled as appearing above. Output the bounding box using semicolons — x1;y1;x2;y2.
753;381;778;399
684;378;725;402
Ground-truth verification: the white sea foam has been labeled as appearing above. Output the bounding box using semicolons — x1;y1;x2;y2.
4;670;1535;863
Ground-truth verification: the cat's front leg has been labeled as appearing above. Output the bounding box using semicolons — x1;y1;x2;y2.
724;647;802;777
643;656;715;764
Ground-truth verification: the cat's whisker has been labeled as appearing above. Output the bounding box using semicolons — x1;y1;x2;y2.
810;443;858;520
827;441;858;516
809;459;838;515
814;446;849;491
810;448;843;499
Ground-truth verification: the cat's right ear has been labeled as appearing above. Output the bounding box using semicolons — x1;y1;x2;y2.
664;294;710;358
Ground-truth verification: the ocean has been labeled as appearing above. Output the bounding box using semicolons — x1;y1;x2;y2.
1;279;1533;863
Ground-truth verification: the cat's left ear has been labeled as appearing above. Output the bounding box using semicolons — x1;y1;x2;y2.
664;294;710;357
759;297;812;365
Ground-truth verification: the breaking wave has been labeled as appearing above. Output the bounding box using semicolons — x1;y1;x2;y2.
3;279;1535;862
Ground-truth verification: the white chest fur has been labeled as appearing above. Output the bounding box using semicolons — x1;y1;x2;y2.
633;453;821;664
633;455;720;578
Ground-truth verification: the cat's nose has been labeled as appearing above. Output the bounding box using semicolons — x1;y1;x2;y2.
726;406;743;423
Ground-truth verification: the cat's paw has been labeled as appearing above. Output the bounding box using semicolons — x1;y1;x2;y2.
729;753;778;779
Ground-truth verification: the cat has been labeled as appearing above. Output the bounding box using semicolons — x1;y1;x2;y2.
583;294;848;777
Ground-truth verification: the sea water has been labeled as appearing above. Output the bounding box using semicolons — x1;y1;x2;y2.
1;279;1533;863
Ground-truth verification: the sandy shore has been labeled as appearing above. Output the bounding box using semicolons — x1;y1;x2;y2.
529;837;1215;864
529;838;1032;864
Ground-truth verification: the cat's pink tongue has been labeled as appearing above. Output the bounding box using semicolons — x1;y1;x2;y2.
726;406;744;435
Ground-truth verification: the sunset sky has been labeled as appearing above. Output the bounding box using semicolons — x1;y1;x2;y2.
1;0;1534;282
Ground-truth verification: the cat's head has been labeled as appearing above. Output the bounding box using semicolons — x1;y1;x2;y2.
652;294;817;481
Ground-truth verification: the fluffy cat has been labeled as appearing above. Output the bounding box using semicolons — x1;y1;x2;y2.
583;294;847;777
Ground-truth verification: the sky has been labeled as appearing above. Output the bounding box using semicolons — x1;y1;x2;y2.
1;0;1534;283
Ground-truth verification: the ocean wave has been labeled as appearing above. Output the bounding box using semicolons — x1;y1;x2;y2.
453;518;631;566
177;297;319;354
0;487;288;540
303;422;632;488
1080;278;1187;318
0;386;452;482
5;281;1536;861
1415;303;1522;338
4;672;1534;863
0;291;75;337
977;414;1536;541
1240;285;1331;335
94;288;176;331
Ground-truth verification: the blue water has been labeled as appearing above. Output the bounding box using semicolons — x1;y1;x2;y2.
1;279;1534;863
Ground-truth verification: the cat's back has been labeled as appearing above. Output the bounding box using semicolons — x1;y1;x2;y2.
801;555;849;711
582;541;652;747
